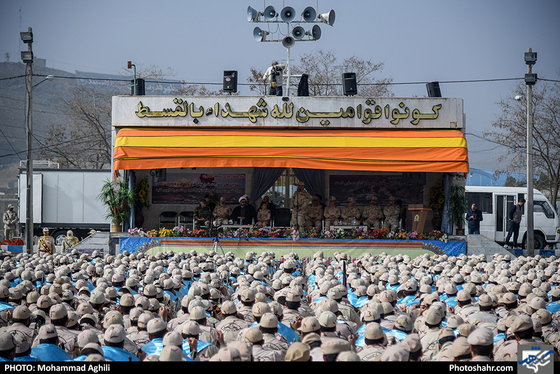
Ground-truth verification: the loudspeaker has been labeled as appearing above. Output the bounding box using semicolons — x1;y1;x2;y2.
131;78;145;95
426;82;441;97
318;9;335;26
253;27;268;42
281;6;295;22
263;5;276;20
302;7;316;22
247;6;259;22
282;36;295;49
223;70;237;93
342;72;357;96
306;25;321;40
292;26;305;40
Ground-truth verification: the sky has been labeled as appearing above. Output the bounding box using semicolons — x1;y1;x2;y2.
1;0;559;172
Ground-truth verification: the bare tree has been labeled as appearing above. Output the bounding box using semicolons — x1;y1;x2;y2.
484;76;560;206
247;49;392;97
40;84;113;169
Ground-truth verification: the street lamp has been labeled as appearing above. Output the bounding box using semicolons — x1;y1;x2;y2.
20;27;34;254
19;28;54;254
524;48;537;256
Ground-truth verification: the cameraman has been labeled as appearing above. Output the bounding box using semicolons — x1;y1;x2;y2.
263;60;286;96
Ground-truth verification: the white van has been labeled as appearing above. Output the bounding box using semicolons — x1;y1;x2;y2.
465;186;560;249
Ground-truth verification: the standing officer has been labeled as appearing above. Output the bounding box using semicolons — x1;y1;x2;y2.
291;181;310;230
37;227;56;256
3;204;18;241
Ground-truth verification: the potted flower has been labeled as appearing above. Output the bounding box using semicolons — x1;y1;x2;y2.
448;184;468;235
98;178;134;232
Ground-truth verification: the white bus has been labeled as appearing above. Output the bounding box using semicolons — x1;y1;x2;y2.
465;186;560;249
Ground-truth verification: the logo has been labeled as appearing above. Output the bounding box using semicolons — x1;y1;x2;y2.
518;344;554;374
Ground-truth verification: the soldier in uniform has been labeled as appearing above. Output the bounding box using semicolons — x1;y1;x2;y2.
362;196;384;230
341;197;361;225
61;230;79;252
194;199;212;230
290;181;310;230
213;197;232;226
214;300;251;345
383;196;400;232
256;202;271;228
37;227;56;256
304;195;324;231
3;203;18;241
323;196;341;231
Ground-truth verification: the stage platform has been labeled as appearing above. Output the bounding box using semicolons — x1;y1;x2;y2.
118;236;467;260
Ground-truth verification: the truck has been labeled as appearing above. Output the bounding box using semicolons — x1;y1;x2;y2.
465;186;560;249
18;168;111;245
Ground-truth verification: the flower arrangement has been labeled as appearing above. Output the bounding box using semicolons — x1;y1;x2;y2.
126;226;450;243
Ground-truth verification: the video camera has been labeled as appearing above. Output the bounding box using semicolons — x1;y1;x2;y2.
209;222;223;238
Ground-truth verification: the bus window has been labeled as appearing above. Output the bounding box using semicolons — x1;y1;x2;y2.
466;192;492;213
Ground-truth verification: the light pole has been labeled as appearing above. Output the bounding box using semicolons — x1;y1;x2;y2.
524;48;537;256
20;28;34;254
20;28;53;254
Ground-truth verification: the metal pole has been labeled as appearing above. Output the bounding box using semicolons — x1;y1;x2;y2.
526;49;534;256
24;27;34;254
286;47;290;96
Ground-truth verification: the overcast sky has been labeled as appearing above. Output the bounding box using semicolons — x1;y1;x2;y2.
1;0;559;172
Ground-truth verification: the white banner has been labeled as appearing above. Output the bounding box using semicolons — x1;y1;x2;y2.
112;96;464;129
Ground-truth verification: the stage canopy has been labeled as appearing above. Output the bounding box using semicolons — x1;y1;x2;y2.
113;127;468;173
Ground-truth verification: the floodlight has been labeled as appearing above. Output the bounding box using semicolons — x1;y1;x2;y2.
20;31;33;43
524;51;537;65
21;51;33;64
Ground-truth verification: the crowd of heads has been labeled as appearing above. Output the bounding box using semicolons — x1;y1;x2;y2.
1;247;560;362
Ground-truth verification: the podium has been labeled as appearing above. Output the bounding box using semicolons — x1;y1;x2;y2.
408;204;431;233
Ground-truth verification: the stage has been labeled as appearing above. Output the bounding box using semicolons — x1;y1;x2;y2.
118;236;467;261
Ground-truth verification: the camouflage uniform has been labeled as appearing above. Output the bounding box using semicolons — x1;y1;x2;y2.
290;183;310;229
194;203;212;229
383;197;400;232
305;201;324;230
341;198;361;225
323;198;341;231
213;198;232;225
256;208;271;227
362;197;384;230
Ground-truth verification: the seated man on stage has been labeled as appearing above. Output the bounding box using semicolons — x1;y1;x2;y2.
213;196;232;226
362;196;384;230
341;197;361;225
256;202;271;228
383;196;400;232
305;195;324;231
231;195;257;225
194;199;212;230
323;196;341;232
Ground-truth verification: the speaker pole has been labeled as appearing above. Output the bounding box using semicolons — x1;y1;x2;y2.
286;46;291;96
